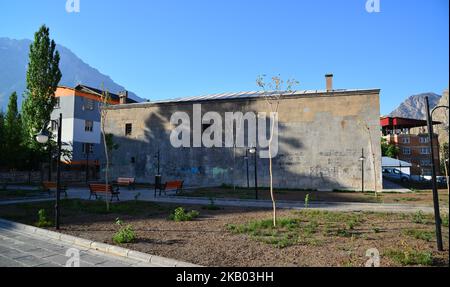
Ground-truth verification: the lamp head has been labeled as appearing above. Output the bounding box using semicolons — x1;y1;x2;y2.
249;147;257;154
35;129;50;144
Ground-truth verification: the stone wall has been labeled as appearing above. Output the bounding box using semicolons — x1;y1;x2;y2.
104;90;383;191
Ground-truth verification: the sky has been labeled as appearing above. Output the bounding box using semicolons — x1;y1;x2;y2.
0;0;448;115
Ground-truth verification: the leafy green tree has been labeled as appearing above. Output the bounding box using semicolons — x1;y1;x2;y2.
22;25;62;155
4;92;23;169
381;138;400;158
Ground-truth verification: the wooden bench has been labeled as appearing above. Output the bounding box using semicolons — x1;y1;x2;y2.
116;177;136;190
42;181;68;198
157;180;184;196
89;184;120;202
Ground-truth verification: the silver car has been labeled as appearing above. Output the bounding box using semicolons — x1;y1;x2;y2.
382;168;411;183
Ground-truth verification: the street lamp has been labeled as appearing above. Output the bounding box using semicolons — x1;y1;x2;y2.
244;150;250;189
248;147;258;200
425;97;448;251
359;149;366;193
35;113;63;230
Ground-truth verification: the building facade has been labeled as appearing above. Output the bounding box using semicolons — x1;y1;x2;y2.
380;117;441;176
104;78;383;191
52;85;136;169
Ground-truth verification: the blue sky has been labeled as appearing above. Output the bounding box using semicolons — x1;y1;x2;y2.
0;0;448;115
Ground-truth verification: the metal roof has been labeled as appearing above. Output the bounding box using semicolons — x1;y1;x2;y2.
138;89;377;105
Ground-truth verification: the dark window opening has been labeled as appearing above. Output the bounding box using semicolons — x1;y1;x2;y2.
125;123;133;136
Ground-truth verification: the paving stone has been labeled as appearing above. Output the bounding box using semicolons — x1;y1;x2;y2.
0;255;26;267
14;255;47;267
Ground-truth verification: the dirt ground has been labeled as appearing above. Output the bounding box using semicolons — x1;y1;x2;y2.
180;188;449;207
0;200;448;267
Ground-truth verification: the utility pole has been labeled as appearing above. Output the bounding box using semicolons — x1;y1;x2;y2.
425;96;443;251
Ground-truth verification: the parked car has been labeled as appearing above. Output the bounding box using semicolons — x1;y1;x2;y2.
382;168;411;183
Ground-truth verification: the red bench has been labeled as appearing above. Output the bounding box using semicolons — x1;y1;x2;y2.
157;180;184;196
89;184;120;202
116;177;136;190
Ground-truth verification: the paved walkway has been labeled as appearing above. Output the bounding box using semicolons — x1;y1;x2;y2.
0;226;158;267
2;186;447;214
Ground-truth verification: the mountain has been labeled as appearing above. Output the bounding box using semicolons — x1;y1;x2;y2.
434;89;449;145
0;37;144;110
389;92;442;120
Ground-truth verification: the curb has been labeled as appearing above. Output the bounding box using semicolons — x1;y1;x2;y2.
0;218;200;267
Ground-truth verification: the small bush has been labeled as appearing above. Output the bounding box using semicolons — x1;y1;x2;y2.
372;227;381;233
304;194;310;208
169;207;200;222
404;229;434;242
112;218;137;244
35;209;52;228
412;211;426;224
385;249;433;266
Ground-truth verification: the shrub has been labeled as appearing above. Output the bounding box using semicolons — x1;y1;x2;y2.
169;207;200;222
304;194;310;208
36;209;52;228
404;229;434;242
112;218;137;244
412;211;426;224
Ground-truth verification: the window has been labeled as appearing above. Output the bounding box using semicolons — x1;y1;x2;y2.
401;137;410;144
85;120;93;132
420;147;431;155
125;123;132;136
84;99;95;111
419;137;429;144
402;147;411;155
420;159;432;166
82;143;93;154
54;97;61;109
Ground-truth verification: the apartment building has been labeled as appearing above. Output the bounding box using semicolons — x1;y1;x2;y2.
381;116;441;176
52;85;137;170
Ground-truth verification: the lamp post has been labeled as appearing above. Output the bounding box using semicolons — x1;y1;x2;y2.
36;113;63;230
425;96;448;251
154;149;161;197
248;147;258;200
359;149;366;193
244;150;250;189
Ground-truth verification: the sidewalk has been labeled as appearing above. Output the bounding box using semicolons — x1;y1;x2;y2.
2;186;446;214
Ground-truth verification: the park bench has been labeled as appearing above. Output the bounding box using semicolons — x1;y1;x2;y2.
157;180;184;196
42;181;68;198
116;177;136;190
89;183;120;202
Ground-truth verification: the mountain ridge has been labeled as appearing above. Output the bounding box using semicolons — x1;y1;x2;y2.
0;37;144;110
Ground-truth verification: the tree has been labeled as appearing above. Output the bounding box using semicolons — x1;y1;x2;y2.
440;143;449;195
22;25;62;156
4;92;23;169
256;75;298;227
381;138;400;158
99;87;116;211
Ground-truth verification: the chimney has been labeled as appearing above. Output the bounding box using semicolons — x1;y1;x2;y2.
119;91;128;104
325;74;333;91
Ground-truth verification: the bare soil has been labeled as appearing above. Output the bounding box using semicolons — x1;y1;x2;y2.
0;200;448;267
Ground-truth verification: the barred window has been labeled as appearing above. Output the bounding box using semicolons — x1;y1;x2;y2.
85;120;94;132
125;123;133;136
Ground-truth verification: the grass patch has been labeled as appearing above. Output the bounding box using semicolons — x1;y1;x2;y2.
385;249;434;266
442;214;449;227
412;211;427;224
169;207;200;222
404;229;434;242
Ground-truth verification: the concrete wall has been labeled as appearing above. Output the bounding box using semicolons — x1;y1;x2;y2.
104;90;382;191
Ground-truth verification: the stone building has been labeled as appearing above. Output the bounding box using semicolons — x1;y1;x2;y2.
104;76;382;191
